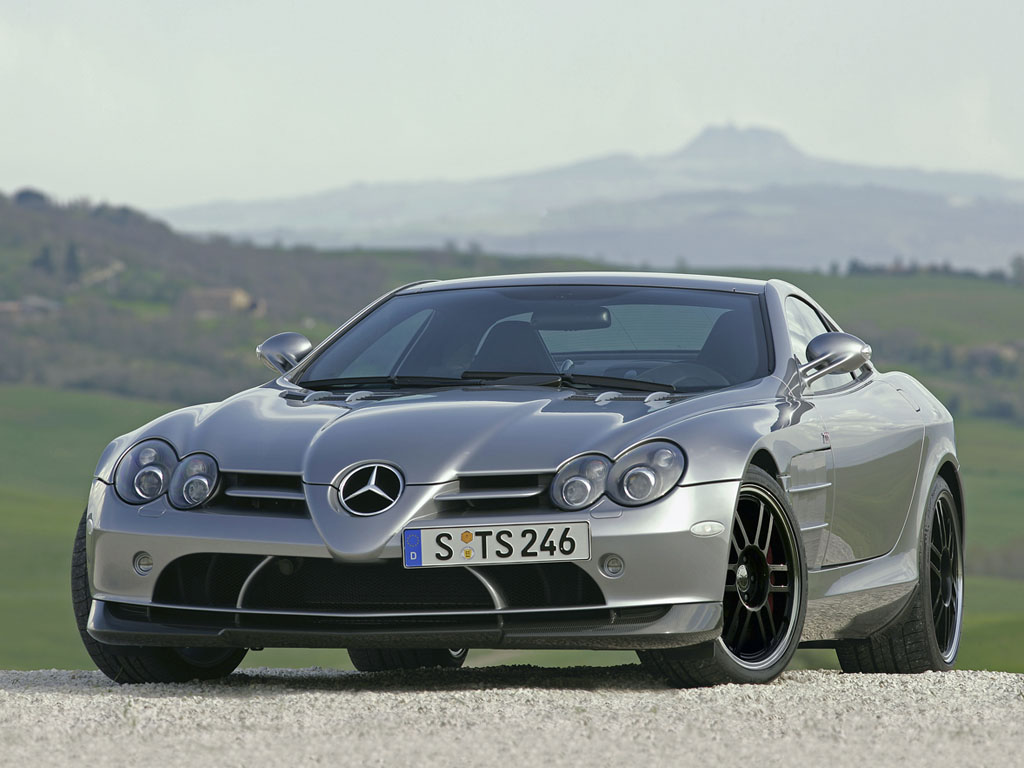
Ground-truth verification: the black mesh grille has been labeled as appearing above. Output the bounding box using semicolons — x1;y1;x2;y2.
244;559;494;612
480;563;605;608
153;553;265;607
152;554;605;613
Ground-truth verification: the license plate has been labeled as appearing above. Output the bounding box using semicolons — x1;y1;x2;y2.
403;522;591;568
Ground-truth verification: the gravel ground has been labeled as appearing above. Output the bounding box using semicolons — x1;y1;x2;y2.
1;666;1022;767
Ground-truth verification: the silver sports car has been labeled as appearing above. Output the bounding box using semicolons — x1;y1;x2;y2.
73;272;964;686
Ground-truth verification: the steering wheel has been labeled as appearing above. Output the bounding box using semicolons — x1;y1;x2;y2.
641;362;731;389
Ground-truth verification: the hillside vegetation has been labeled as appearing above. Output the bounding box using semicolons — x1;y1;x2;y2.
0;192;598;402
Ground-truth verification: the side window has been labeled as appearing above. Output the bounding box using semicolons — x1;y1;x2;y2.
784;297;853;392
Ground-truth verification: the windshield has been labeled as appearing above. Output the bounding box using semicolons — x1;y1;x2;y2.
299;285;771;391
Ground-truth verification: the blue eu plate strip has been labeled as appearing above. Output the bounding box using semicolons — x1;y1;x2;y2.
403;529;423;567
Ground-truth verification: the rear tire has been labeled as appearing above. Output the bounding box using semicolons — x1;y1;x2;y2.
836;475;963;673
72;509;247;684
348;647;468;672
639;465;807;687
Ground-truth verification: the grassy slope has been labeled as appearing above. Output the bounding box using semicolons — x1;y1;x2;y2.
729;270;1024;347
0;385;1021;671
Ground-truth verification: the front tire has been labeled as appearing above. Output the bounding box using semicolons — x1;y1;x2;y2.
639;466;807;687
348;647;468;672
836;475;963;673
72;510;247;684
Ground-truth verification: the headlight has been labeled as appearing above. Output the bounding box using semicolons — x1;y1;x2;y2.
114;439;178;504
550;455;612;510
606;441;685;506
169;453;219;509
550;441;686;510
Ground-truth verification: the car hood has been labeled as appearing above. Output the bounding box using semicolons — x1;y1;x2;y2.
99;380;778;486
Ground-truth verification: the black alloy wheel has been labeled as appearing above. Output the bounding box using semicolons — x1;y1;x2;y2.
721;483;801;670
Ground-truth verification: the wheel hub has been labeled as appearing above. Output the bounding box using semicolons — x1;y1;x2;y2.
735;547;770;610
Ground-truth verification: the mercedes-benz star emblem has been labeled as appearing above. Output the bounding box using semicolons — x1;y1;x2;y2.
338;463;404;515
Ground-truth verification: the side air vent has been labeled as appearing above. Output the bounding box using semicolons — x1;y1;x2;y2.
434;473;555;514
216;472;308;516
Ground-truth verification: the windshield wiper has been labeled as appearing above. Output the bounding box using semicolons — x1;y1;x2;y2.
461;370;679;394
301;376;478;391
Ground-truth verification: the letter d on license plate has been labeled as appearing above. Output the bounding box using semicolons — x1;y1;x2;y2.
403;522;590;568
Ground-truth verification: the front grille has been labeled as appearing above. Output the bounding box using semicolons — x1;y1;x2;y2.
244;559;495;612
214;472;308;516
434;472;555;514
152;554;606;613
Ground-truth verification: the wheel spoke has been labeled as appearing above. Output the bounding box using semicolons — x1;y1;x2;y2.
731;532;743;557
762;604;777;636
754;500;765;550
761;514;774;554
738;611;753;647
755;610;769;648
769;584;791;593
930;560;941;577
724;602;743;644
738;514;751;547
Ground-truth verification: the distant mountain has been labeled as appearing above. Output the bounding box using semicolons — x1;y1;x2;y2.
159;126;1024;270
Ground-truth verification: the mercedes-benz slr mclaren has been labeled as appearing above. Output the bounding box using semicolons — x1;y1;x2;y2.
73;273;964;686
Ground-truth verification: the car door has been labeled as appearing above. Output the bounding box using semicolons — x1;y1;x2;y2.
785;296;924;566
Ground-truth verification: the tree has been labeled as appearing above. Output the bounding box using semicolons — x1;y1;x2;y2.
31;246;55;275
64;243;82;283
1010;253;1024;286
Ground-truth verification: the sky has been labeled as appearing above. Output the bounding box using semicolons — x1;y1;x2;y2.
1;0;1023;209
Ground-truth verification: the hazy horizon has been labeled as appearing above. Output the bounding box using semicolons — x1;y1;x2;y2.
3;0;1024;208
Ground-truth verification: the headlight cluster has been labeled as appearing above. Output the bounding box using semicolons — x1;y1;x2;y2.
550;441;685;510
114;439;218;509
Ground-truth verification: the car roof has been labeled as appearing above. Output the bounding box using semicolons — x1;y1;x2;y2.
397;271;768;295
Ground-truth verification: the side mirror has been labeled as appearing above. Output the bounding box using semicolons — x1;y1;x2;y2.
256;332;313;375
799;332;871;384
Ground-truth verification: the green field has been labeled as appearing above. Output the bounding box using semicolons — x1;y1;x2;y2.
0;384;1021;672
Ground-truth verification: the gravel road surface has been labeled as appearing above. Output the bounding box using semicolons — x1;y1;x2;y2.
1;666;1021;767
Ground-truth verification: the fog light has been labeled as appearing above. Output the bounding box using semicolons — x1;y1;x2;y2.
690;520;726;537
133;551;154;576
600;553;626;578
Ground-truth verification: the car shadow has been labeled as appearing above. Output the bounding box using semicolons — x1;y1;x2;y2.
215;663;667;694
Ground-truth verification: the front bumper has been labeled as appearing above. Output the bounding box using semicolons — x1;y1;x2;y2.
84;477;738;650
89;599;722;651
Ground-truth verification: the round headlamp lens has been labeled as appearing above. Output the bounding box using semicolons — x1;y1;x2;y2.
606;441;686;507
562;476;593;507
551;454;611;510
169;452;219;509
138;447;159;466
115;439;178;504
623;466;657;501
133;466;165;500
182;475;212;506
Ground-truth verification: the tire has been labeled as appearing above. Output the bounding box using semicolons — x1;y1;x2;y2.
348;647;468;672
639;465;808;687
836;475;963;673
72;509;247;684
